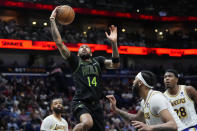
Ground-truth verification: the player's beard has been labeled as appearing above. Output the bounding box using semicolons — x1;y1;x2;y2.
79;53;91;60
132;84;140;98
53;107;63;114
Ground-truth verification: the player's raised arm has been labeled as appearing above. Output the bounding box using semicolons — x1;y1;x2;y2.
50;6;70;60
106;95;144;122
105;25;120;69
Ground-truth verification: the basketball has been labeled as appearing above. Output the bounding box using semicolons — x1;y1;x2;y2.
56;5;75;25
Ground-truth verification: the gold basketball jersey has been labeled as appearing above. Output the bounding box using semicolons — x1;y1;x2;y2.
141;90;185;131
164;85;197;127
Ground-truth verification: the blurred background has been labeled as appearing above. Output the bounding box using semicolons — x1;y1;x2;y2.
0;0;197;130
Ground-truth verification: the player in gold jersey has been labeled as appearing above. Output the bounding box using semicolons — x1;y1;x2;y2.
164;69;197;130
107;71;185;131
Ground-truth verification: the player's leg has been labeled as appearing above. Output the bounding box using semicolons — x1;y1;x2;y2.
88;104;105;131
73;113;93;131
72;101;93;131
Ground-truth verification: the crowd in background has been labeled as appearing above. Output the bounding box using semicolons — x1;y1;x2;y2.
1;0;197;130
10;0;197;16
0;73;138;131
0;6;197;130
1;20;197;49
0;61;197;131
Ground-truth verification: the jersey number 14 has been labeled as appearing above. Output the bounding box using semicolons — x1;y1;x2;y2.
87;77;97;87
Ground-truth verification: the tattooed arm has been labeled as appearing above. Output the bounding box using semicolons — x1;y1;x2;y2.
50;6;70;60
115;108;144;122
106;95;144;122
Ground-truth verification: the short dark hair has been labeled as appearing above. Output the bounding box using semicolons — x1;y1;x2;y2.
165;69;178;78
141;71;157;87
50;98;63;106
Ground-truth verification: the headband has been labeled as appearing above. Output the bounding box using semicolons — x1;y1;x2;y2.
136;72;153;88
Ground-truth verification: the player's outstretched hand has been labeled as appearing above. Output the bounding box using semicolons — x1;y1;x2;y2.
50;6;61;20
131;121;152;131
106;95;117;112
105;25;117;44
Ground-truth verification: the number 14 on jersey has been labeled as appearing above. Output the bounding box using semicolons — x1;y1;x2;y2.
87;77;97;87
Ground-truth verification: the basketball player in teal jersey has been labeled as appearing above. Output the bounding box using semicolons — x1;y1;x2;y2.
50;7;120;131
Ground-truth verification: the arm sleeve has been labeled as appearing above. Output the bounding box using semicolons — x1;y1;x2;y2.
150;94;169;115
94;56;106;70
66;53;79;72
40;117;51;131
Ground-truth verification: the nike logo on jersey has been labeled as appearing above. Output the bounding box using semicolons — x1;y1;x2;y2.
51;123;66;130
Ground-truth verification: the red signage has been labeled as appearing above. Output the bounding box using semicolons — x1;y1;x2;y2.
0;39;32;49
1;0;197;22
1;39;197;57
